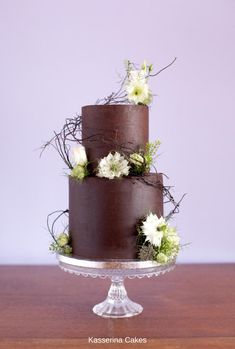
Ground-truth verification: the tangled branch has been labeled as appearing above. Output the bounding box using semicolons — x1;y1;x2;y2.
40;115;83;169
136;175;185;221
47;209;69;242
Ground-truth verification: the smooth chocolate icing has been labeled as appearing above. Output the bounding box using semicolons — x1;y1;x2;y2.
69;174;163;259
69;104;164;259
82;105;148;171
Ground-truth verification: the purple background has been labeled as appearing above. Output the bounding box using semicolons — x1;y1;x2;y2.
0;0;234;264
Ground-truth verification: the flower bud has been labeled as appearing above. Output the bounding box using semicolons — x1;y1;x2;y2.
71;145;87;166
129;153;144;167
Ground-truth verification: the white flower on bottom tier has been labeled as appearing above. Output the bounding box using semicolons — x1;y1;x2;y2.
97;152;130;179
141;213;167;247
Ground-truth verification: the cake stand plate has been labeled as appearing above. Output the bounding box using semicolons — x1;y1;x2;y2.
57;254;175;318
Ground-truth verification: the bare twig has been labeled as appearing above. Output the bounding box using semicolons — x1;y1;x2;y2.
149;57;177;77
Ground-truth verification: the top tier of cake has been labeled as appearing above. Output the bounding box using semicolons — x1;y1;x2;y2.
82;105;148;168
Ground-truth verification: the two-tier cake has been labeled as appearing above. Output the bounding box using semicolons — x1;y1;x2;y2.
46;59;181;264
69;105;163;259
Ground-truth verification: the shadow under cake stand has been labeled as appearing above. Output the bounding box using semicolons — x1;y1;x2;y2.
57;254;175;318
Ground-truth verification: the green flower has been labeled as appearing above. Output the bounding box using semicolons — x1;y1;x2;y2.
156;252;168;264
71;164;88;180
57;233;69;247
158;226;180;260
49;232;72;256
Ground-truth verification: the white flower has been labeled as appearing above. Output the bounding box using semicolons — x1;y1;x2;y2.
141;213;167;247
126;79;152;105
71;145;87;167
129;69;146;82
129;153;144;167
97;152;130;179
125;67;152;105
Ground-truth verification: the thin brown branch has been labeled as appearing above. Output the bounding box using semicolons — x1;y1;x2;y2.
149;57;177;77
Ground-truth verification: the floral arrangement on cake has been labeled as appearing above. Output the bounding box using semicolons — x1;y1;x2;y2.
137;213;180;263
42;58;184;264
96;58;176;105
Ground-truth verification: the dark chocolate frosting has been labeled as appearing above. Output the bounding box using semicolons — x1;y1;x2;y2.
69;174;163;259
82;105;148;170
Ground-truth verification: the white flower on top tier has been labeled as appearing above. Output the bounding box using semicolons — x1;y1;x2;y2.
129;69;146;82
70;145;89;181
126;79;152;105
97;152;130;179
125;65;152;105
71;145;88;166
141;213;167;247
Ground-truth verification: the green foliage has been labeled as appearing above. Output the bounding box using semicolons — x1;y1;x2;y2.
49;242;72;255
136;226;147;247
159;233;180;259
129;140;161;176
144;140;161;171
49;233;72;255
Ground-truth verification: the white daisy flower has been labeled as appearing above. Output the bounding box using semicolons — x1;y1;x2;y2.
125;66;152;105
97;152;130;179
126;79;152;105
141;213;167;247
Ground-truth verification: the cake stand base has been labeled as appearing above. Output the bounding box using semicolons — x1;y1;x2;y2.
92;276;143;318
58;254;175;319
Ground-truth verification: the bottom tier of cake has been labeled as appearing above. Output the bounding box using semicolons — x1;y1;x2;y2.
69;174;163;259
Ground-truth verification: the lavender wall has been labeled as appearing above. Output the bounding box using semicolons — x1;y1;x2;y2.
0;0;234;264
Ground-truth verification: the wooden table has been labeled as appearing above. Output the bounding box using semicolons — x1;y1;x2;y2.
0;265;234;348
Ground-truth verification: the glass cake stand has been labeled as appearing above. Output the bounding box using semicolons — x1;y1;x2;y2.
57;254;176;318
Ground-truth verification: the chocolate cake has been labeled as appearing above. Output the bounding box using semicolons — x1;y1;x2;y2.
46;59;182;265
69;105;164;259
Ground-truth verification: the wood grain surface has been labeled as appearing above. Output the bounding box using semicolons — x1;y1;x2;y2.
0;264;234;348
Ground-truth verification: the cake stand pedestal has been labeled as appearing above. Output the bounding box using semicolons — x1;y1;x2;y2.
57;254;175;318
